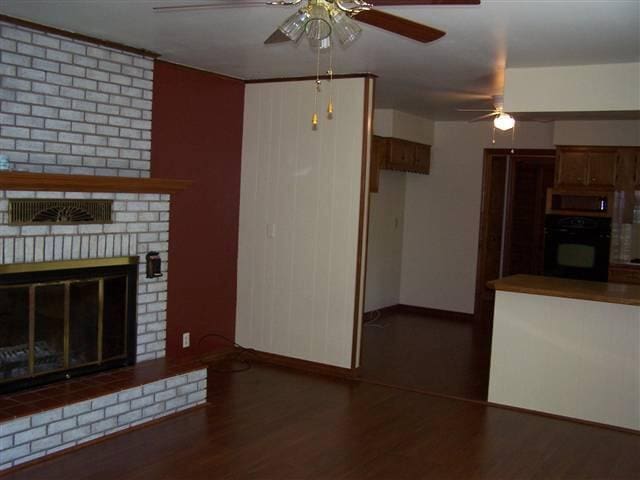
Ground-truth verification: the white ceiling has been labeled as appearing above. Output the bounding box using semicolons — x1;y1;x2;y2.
1;0;639;120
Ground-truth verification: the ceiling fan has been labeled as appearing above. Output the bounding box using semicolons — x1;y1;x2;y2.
458;95;516;131
153;0;481;46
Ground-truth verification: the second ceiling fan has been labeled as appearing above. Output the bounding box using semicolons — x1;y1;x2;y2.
154;0;481;46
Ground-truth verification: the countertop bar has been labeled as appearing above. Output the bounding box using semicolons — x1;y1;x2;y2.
489;274;640;307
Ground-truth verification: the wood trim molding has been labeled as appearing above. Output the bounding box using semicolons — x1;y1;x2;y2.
351;77;375;369
0;14;160;58
395;304;474;322
249;350;357;380
367;304;474;322
246;73;378;84
0;172;191;194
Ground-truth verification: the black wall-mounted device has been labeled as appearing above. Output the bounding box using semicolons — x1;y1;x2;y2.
145;251;163;279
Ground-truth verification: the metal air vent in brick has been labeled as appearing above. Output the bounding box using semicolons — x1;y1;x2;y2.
9;199;113;225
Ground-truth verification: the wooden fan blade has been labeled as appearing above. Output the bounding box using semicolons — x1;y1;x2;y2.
470;112;500;122
264;29;292;44
372;1;480;5
457;108;498;112
354;9;445;43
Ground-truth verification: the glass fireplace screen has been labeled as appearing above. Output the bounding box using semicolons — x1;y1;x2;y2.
0;257;138;393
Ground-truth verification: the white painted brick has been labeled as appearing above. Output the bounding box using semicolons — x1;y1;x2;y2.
14;426;47;445
32;58;59;73
47;417;77;435
0;417;31;436
17;66;45;81
31;434;62;453
187;370;207;382
91;418;117;434
62;426;91;443
142;380;166;395
105;402;130;418
166;396;188;411
117;410;142;425
32;33;59;49
188;391;207;404
2;444;31;463
142;403;164;418
2;51;31;67
63;400;92;418
118;387;143;402
78;410;105;426
91;394;118;410
177;383;199;396
14;452;47;468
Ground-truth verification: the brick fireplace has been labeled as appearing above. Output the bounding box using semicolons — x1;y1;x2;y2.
0;19;206;471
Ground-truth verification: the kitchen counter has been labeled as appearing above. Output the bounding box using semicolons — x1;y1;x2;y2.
489;274;640;307
488;275;640;431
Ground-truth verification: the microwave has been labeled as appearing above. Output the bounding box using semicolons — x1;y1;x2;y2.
546;189;613;217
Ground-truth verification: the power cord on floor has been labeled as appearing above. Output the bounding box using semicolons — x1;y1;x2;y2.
364;309;388;329
196;333;257;374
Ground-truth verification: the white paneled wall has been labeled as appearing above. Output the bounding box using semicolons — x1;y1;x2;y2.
236;78;369;369
489;291;640;430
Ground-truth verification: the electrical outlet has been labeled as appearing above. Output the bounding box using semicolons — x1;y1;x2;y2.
182;332;190;348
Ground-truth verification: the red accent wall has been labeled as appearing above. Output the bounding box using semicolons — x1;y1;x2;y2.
151;61;244;359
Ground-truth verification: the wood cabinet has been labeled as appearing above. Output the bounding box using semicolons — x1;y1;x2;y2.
369;136;389;193
370;136;430;192
615;148;638;190
555;147;617;188
609;264;640;285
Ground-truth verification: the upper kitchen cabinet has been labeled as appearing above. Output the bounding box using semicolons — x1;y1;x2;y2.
616;148;639;190
370;135;389;193
370;136;431;186
555;146;617;189
388;138;417;170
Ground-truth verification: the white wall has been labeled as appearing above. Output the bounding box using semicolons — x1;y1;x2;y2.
365;170;406;312
399;121;555;313
489;291;640;430
236;78;368;369
554;120;640;146
364;109;433;312
504;63;640;113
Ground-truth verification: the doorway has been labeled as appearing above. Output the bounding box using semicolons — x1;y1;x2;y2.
359;148;555;401
474;149;556;327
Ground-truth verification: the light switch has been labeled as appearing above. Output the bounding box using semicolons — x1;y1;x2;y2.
267;223;276;238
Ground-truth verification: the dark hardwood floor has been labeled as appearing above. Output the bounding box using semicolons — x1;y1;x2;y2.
359;310;492;400
4;363;639;480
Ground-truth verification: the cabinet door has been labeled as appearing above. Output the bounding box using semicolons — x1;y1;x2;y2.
587;150;617;188
636;148;640;187
388;139;415;170
556;150;588;186
616;148;637;190
414;143;431;174
370;136;388;193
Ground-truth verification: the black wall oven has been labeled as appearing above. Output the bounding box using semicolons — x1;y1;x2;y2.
544;215;611;282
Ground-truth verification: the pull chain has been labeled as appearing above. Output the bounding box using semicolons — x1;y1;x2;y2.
312;46;321;129
327;44;334;119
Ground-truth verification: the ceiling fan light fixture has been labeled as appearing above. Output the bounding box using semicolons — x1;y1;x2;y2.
330;9;362;45
305;4;332;41
308;35;332;49
494;113;515;131
279;8;311;42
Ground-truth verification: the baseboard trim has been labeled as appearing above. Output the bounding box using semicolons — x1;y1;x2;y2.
366;304;474;322
249;350;356;380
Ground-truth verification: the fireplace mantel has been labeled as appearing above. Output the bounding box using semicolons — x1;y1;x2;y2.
0;172;192;194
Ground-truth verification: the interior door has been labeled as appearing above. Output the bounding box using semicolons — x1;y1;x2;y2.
504;156;556;276
475;154;508;327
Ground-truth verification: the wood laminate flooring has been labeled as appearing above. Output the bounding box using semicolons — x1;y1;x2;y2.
359;310;492;400
4;363;639;480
